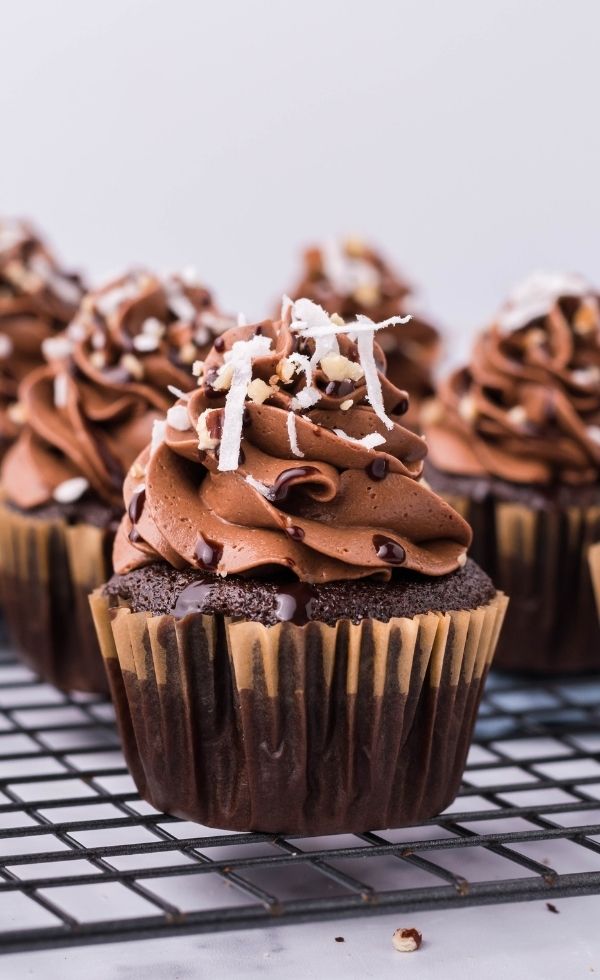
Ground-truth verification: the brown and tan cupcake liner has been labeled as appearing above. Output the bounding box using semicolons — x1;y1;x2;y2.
90;590;507;834
441;493;600;674
0;503;112;693
589;541;600;623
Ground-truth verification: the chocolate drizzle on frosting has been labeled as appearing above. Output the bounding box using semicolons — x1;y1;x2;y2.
1;268;231;511
424;272;600;486
114;300;471;584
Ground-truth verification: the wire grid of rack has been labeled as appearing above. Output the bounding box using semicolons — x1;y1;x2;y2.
0;641;599;955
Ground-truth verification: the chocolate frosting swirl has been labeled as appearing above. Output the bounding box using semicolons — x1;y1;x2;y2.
2;269;231;511
424;273;600;486
115;312;470;583
0;219;84;450
284;238;440;403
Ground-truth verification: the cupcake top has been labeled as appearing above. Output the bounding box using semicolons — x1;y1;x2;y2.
424;272;600;486
0;219;84;447
283;237;440;404
114;298;471;582
1;268;233;513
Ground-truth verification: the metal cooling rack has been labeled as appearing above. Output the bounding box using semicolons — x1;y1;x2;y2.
0;643;599;955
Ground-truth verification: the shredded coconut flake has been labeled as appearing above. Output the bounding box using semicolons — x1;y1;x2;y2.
165;279;197;322
53;477;89;504
0;334;13;359
499;271;592;331
280;294;294;321
42;336;73;362
218;335;273;471
287;412;304;457
54;372;69;408
292;386;321;410
237;312;247;327
166;404;192;431
167;385;190;400
333;428;386;450
95;280;141;318
142;317;165;337
587;425;600;447
133;333;159;353
355;316;393;430
245;474;275;499
151;419;167;455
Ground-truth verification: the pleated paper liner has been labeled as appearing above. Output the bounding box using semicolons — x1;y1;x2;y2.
589;542;600;622
436;493;600;674
0;502;112;693
90;590;507;835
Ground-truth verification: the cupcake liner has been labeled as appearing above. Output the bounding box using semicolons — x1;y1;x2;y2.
0;503;111;693
589;542;600;622
90;590;507;834
439;494;600;674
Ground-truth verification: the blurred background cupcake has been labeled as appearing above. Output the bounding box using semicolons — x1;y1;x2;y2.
91;300;506;834
282;237;440;429
0;219;85;460
0;267;233;692
423;272;600;674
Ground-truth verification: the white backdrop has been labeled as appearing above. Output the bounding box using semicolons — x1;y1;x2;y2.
1;0;599;366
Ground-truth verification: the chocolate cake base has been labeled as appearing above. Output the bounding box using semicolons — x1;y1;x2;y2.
0;501;117;693
105;557;496;625
426;462;600;674
91;569;507;834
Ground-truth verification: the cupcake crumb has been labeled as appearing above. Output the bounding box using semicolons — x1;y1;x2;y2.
334;936;345;943
392;927;422;952
546;902;560;914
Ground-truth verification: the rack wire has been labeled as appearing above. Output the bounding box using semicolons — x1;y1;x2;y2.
0;640;599;955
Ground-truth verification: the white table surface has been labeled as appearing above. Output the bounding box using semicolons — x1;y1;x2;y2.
3;894;599;979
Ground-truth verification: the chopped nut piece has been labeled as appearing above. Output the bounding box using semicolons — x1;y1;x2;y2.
340;399;353;411
457;550;467;568
420;398;444;426
392;928;422;953
458;394;477;422
211;362;234;391
574;300;599;335
130;461;146;480
320;353;364;383
7;401;26;425
192;359;205;378
507;405;527;427
344;235;366;257
330;312;345;326
197;409;222;450
120;353;144;380
247;378;275;404
89;351;107;370
276;357;296;383
353;283;380;307
179;341;198;365
524;327;547;348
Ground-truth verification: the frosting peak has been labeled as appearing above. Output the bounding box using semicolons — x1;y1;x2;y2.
0;219;85;450
1;269;233;511
115;301;471;583
424;273;600;486
284;237;440;409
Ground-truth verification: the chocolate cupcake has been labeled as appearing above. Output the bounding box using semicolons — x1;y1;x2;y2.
91;298;507;834
423;272;600;674
0;268;231;693
0;219;84;459
283;237;440;428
